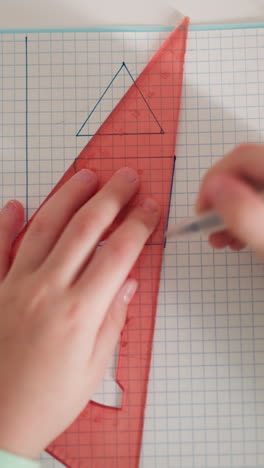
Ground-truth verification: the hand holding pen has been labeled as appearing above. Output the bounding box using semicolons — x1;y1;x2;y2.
167;144;264;255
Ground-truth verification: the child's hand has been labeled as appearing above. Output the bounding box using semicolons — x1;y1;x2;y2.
0;167;160;459
196;144;264;254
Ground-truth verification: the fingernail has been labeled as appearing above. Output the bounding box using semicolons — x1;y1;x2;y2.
1;200;18;214
122;278;138;304
118;167;138;183
75;169;96;183
142;198;159;213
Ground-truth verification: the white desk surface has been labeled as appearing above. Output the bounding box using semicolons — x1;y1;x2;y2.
1;0;264;30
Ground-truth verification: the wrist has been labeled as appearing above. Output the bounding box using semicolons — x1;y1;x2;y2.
0;421;42;460
0;400;45;459
0;449;39;467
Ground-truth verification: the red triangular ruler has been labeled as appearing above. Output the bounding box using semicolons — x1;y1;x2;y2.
14;18;189;468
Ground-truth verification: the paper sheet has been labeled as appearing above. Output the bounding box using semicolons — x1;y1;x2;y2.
1;26;264;467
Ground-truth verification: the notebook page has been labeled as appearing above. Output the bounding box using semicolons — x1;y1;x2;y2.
142;27;264;468
1;26;264;468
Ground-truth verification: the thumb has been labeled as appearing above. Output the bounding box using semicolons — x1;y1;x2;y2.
203;173;264;255
88;278;138;386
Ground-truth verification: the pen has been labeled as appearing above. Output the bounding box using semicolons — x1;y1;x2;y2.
166;187;264;240
166;209;226;240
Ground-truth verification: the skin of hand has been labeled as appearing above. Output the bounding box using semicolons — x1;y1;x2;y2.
0;167;160;459
196;143;264;255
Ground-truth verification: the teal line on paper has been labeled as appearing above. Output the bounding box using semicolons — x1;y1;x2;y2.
1;22;264;34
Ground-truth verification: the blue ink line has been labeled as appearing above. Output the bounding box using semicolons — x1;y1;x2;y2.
1;22;264;34
76;62;124;136
77;61;164;137
164;154;176;249
79;132;164;136
123;62;164;134
77;155;172;160
25;36;28;222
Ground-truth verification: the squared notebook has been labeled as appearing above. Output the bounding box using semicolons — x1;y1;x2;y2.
1;21;264;468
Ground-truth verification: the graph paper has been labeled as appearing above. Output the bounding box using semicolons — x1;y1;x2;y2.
1;25;264;467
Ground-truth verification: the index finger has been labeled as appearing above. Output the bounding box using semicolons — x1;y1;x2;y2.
73;198;160;329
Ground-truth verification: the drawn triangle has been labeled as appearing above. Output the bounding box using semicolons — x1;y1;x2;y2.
76;62;164;137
